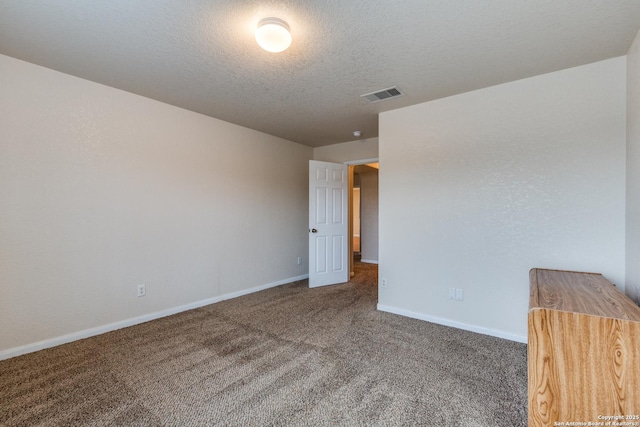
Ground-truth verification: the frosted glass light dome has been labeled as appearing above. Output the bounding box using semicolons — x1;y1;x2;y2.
255;18;292;53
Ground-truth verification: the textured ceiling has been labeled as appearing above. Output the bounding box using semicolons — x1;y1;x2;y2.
1;1;639;147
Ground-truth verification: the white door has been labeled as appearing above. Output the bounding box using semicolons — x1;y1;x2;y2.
309;160;349;288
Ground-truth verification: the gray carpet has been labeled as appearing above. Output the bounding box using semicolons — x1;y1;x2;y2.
0;262;527;426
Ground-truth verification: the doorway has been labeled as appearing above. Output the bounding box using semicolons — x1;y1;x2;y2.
348;161;379;278
307;159;377;288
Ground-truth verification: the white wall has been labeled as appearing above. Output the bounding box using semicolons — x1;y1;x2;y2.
627;30;640;305
379;58;627;340
313;138;378;163
359;168;379;263
0;54;312;356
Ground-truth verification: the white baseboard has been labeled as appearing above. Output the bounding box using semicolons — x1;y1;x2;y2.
376;304;527;343
0;274;309;361
360;259;378;264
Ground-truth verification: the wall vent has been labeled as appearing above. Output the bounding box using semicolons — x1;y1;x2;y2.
361;87;403;103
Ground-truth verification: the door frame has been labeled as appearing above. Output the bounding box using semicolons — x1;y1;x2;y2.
344;158;379;278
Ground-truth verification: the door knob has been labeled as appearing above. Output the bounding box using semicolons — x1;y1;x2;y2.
311;228;318;233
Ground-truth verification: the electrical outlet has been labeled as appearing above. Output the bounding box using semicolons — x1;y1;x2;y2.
449;288;464;301
137;284;146;297
297;257;302;265
381;278;387;288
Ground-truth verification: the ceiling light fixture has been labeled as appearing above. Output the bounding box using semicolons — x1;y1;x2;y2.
255;17;292;53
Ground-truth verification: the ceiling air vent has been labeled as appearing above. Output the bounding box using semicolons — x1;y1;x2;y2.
361;86;403;103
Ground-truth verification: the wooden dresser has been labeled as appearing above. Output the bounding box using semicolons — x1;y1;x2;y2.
528;268;640;427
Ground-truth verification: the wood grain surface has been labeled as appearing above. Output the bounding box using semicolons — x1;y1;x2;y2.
528;268;640;427
530;268;640;320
